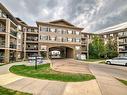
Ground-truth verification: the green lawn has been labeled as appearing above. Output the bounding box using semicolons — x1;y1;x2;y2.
85;59;105;62
0;64;5;66
117;79;127;86
0;86;31;95
10;64;95;82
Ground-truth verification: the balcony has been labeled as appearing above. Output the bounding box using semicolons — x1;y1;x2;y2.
81;35;87;38
26;44;38;51
0;27;5;32
26;36;38;41
27;28;38;33
0;37;5;48
119;49;127;52
119;34;127;38
81;47;87;51
10;43;17;49
119;42;127;45
10;31;17;37
0;43;5;48
0;51;4;63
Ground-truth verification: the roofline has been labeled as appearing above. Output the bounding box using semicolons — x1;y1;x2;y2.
36;21;84;30
49;19;75;27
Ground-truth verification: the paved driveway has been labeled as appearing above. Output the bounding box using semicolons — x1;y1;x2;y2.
89;63;127;95
0;61;101;95
51;59;91;74
52;59;127;95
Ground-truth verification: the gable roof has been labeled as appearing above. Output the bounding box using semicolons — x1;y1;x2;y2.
49;19;75;27
36;19;84;30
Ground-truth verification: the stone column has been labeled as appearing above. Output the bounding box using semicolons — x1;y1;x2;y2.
23;30;26;60
4;19;10;63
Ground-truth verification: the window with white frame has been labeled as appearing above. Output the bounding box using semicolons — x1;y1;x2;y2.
68;38;72;42
40;27;48;32
50;28;55;32
76;31;80;35
68;30;72;34
110;34;113;36
40;35;48;40
75;46;80;50
28;28;31;32
76;38;80;42
50;36;56;41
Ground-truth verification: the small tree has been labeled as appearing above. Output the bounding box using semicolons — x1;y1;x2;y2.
89;36;105;59
106;37;118;58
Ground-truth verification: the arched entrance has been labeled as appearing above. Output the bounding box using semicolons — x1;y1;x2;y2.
49;46;74;59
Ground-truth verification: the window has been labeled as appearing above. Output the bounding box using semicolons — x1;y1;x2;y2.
17;25;21;31
68;38;72;42
68;30;72;34
2;13;7;18
40;35;48;40
28;28;31;32
104;35;107;38
76;38;80;42
34;29;38;32
76;31;80;35
110;34;113;36
17;32;21;39
50;28;55;32
63;38;67;42
50;36;56;41
75;46;80;50
62;30;67;34
0;9;2;17
23;27;26;32
40;27;48;32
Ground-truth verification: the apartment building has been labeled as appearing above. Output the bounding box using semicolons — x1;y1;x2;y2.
1;3;127;64
0;3;88;63
95;22;127;57
0;3;23;63
36;20;84;59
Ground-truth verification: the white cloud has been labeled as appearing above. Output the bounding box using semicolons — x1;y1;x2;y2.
1;0;127;32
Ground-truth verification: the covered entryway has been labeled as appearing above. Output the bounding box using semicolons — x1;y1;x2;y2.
49;46;74;59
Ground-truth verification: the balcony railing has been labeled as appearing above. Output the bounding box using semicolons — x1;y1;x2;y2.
0;43;5;48
119;42;127;45
26;46;38;50
26;37;38;41
27;29;38;33
10;44;17;49
10;31;17;37
0;27;5;32
81;47;87;51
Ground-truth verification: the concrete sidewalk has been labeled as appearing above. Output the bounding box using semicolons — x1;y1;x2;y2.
89;64;127;95
0;61;102;95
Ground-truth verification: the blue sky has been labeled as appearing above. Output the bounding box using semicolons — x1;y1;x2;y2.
1;0;127;32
